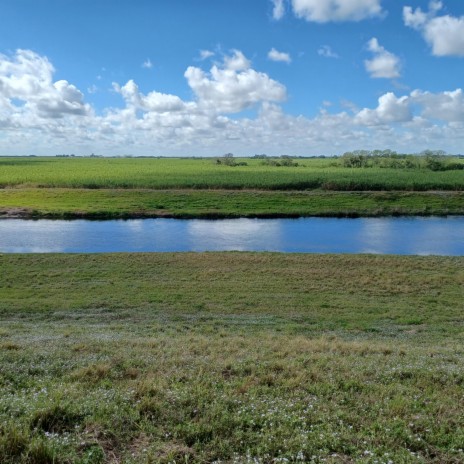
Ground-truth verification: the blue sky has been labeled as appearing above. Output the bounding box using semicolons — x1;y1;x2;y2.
1;0;463;156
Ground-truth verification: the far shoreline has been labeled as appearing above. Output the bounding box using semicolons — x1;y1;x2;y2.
1;188;464;220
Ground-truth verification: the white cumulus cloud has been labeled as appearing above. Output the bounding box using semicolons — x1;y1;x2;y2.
364;38;401;78
184;51;286;113
271;0;286;20
355;92;412;126
354;88;464;127
290;0;384;23
36;80;89;118
410;88;464;121
404;1;464;57
0;49;90;120
223;50;251;71
114;80;187;113
3;48;464;156
268;48;292;63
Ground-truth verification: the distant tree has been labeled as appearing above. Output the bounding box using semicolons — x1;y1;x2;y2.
215;152;247;167
279;156;298;167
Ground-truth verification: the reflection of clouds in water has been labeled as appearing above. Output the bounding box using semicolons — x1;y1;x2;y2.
409;219;460;256
135;219;189;251
124;219;144;231
0;220;78;253
358;217;464;256
359;219;394;254
1;217;463;254
122;219;172;249
187;218;282;251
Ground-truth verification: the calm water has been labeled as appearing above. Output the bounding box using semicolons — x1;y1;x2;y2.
0;217;463;255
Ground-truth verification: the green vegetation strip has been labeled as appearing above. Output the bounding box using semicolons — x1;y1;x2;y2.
0;156;463;191
1;253;463;463
1;157;463;218
2;188;464;218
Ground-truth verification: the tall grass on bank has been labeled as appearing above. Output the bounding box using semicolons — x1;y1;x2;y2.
1;253;463;463
1;188;464;219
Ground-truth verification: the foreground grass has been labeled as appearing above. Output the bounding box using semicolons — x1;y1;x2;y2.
1;189;464;219
1;253;463;463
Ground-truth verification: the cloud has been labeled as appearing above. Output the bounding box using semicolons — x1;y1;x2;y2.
317;45;339;58
403;4;429;29
0;49;90;120
184;51;286;113
199;50;214;60
223;49;251;71
410;88;464;122
354;88;464;126
113;79;187;113
36;80;89;118
268;48;292;63
271;0;286;20
364;38;401;78
2;48;464;156
355;92;412;125
403;1;464;56
142;58;153;69
289;0;384;23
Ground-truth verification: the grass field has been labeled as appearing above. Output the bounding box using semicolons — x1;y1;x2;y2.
1;157;464;191
1;157;464;218
1;253;463;463
1;157;463;462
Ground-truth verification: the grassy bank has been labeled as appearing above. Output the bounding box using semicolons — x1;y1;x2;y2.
1;253;463;463
1;189;464;219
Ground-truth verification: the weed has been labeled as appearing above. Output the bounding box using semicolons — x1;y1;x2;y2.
26;438;58;464
71;364;112;383
0;424;28;460
31;404;84;434
1;341;20;350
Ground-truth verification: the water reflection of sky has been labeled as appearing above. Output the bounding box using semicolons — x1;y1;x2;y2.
187;219;282;251
359;219;395;254
358;217;464;255
0;217;463;255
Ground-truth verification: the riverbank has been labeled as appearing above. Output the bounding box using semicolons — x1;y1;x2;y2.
1;188;464;219
1;253;463;463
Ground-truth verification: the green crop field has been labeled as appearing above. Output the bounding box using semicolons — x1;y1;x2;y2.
1;156;463;218
1;253;463;463
1;157;463;191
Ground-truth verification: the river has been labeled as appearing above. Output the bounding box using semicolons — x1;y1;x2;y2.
1;217;463;255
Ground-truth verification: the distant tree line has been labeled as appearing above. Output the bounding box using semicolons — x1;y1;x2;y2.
251;154;300;167
216;153;302;167
339;149;464;171
260;155;299;167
